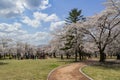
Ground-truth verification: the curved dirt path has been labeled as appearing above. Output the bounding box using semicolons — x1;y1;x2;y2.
48;63;90;80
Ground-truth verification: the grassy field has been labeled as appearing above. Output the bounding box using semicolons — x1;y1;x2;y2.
0;59;72;80
82;64;120;80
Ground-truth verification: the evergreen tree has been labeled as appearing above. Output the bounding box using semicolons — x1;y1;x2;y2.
63;8;85;61
66;8;86;23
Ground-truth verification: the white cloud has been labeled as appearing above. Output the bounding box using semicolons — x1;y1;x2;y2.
23;0;41;9
0;22;51;45
0;0;55;45
50;21;65;31
22;12;60;28
33;12;48;20
0;23;22;33
0;0;24;18
0;22;27;40
0;0;51;18
34;12;59;22
23;0;51;10
22;16;41;28
45;14;59;22
6;23;22;32
39;0;51;10
16;31;51;45
32;32;51;45
33;32;50;41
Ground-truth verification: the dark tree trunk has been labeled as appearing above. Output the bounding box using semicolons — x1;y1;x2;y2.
3;54;5;59
79;52;82;60
61;54;64;59
117;54;120;60
78;48;82;61
0;54;2;59
95;53;98;58
99;50;106;62
53;52;56;58
66;53;69;59
75;50;78;62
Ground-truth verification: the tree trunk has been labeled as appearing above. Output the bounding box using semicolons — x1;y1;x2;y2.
66;53;69;59
0;54;2;59
99;51;106;62
78;48;82;61
61;54;63;59
75;50;77;62
117;54;120;60
53;52;56;58
79;52;82;60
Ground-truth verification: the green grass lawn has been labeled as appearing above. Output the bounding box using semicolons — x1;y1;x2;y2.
82;64;120;80
0;59;72;80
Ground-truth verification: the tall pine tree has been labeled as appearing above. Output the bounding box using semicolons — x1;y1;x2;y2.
62;8;85;61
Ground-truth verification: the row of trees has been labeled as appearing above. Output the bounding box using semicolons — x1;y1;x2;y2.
0;39;47;59
46;0;120;62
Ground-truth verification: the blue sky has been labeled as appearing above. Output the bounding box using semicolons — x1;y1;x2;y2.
0;0;105;45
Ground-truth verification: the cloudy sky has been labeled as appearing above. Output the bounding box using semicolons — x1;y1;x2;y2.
0;0;105;45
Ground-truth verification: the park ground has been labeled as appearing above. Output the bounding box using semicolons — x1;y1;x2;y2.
0;58;120;80
82;59;120;80
0;59;73;80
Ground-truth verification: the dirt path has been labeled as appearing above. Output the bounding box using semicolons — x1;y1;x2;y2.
48;63;90;80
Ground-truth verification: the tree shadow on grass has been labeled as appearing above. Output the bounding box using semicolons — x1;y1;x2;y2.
0;62;8;65
87;60;120;71
57;59;75;64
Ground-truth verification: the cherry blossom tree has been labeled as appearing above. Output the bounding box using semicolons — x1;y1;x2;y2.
81;0;120;62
